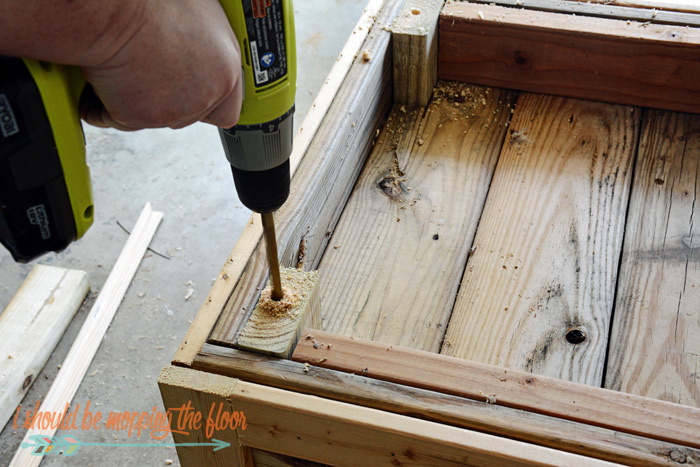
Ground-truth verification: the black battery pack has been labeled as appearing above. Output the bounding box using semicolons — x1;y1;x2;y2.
0;56;77;262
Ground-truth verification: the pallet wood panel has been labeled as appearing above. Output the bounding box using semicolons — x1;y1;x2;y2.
160;366;619;467
441;94;639;385
606;110;700;407
438;2;700;114
318;83;515;351
208;0;402;346
195;344;699;466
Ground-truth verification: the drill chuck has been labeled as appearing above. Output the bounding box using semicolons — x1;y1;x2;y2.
219;104;294;213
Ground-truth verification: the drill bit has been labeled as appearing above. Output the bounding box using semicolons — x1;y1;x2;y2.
261;212;283;301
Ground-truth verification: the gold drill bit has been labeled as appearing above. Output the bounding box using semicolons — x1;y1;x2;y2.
261;212;283;301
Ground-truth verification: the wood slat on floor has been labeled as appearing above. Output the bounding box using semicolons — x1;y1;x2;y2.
605;109;700;407
319;82;515;351
441;94;639;385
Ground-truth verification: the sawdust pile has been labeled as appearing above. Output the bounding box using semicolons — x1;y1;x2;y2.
255;267;318;318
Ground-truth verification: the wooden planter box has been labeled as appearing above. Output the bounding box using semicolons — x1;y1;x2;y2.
159;1;700;465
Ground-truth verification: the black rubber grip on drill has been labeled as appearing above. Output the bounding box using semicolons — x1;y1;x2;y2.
230;159;290;214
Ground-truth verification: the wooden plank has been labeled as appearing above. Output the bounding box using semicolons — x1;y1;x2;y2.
252;449;328;467
159;365;620;467
580;0;700;14
10;203;162;467
390;0;443;105
441;94;638;385
605;110;700;408
438;2;700;114
195;344;700;466
291;329;700;451
209;0;404;346
465;0;700;26
159;366;246;467
319;83;516;352
172;0;389;367
235;267;320;358
0;265;88;431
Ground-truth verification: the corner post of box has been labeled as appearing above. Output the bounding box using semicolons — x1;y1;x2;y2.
158;366;252;467
390;0;444;106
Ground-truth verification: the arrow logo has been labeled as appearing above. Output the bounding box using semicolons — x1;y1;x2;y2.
21;435;230;456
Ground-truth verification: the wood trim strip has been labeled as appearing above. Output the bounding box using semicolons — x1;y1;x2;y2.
438;2;700;114
291;329;700;450
465;0;700;26
159;365;619;467
194;344;700;466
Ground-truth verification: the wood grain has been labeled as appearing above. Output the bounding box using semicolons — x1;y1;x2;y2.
195;343;700;466
291;329;700;453
235;268;320;358
441;94;639;385
209;0;403;346
319;83;515;352
390;0;443;105
465;0;700;27
0;265;88;431
605;110;700;407
580;0;700;14
438;2;700;114
252;449;328;467
160;365;619;467
158;368;245;467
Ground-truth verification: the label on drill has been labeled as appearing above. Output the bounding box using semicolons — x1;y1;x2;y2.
26;204;51;240
244;0;287;87
0;93;20;138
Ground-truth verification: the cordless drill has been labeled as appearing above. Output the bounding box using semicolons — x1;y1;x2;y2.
0;0;296;284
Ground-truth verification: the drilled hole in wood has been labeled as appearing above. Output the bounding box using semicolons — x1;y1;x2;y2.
565;329;586;345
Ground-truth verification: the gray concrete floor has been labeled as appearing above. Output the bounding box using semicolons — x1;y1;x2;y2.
0;1;366;465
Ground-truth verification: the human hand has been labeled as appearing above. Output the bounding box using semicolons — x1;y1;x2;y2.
80;0;242;131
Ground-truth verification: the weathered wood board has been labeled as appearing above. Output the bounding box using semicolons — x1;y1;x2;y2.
606;110;700;407
0;265;88;431
441;94;639;385
438;2;700;114
319;82;515;352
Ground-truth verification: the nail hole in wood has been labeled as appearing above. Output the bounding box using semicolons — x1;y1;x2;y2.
22;375;32;390
565;329;586;345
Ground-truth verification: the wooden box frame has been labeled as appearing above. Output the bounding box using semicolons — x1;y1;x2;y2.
160;1;700;465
